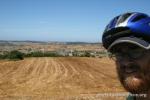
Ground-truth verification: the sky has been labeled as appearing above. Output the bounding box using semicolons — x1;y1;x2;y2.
0;0;150;42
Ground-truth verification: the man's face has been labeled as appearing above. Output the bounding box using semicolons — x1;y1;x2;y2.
112;44;150;94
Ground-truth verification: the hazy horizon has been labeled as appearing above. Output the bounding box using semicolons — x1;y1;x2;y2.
0;39;101;43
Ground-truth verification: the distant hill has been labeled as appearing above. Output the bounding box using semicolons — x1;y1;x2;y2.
65;42;101;45
0;40;102;46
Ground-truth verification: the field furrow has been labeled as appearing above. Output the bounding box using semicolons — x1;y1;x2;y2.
0;57;126;100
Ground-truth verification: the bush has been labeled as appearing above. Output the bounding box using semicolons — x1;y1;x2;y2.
25;51;44;57
0;54;3;59
7;50;24;60
84;51;91;57
25;51;61;57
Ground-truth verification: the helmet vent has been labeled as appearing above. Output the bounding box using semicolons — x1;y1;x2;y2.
132;15;148;22
116;13;132;25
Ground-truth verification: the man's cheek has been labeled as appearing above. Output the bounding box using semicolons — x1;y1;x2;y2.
142;64;150;85
115;62;125;83
115;61;123;73
115;61;120;69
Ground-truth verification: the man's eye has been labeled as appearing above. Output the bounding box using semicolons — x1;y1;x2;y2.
129;53;141;58
130;49;144;52
114;53;122;57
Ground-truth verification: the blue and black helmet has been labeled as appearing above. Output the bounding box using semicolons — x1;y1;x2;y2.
102;12;150;51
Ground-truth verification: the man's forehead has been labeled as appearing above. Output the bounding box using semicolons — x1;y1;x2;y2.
117;44;138;49
112;43;143;52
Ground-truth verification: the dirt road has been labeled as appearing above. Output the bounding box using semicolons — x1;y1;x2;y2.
0;57;126;100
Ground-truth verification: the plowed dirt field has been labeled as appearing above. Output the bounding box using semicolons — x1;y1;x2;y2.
0;57;126;100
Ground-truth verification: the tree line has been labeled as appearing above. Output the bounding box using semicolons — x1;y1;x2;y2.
0;50;107;60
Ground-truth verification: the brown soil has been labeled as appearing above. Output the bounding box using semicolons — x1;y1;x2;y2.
0;57;127;100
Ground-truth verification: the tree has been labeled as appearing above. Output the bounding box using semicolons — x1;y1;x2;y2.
84;51;90;57
8;50;24;60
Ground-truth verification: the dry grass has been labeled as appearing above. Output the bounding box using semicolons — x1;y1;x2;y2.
0;57;127;100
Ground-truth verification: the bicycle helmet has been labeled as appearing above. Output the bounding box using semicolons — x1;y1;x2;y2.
102;12;150;52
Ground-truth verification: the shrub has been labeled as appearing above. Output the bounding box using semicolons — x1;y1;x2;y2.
7;50;24;60
25;51;61;57
84;51;91;57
